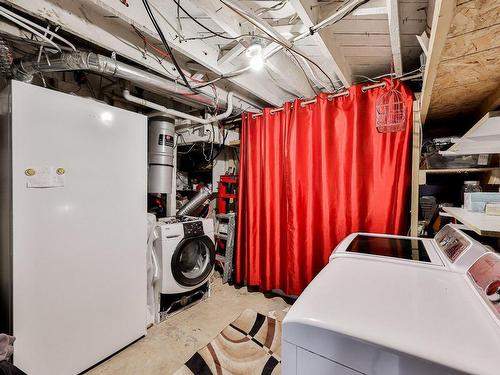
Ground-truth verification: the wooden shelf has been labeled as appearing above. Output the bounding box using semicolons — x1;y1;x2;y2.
442;207;500;237
419;167;499;185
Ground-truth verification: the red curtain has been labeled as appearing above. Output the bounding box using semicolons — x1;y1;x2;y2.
236;79;414;296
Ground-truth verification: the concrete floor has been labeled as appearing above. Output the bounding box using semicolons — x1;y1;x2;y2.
86;276;291;375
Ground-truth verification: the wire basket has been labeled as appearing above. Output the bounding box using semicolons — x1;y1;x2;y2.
375;88;406;133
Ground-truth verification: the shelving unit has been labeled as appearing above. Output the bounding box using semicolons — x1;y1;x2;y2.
410;96;500;236
441;111;500;156
442;207;500;237
419;167;500;185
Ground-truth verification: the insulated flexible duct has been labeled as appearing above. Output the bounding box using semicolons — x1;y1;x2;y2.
177;187;213;216
14;51;218;107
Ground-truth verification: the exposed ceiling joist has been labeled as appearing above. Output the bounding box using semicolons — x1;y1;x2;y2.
386;0;403;75
218;44;246;66
6;0;287;107
274;24;308;35
290;0;352;88
1;0;265;110
196;0;315;98
353;0;388;16
85;0;292;106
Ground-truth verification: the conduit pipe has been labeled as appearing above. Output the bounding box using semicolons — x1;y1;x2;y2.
123;89;235;124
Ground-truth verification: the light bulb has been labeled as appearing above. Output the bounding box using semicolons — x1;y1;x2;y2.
245;43;262;58
250;55;264;71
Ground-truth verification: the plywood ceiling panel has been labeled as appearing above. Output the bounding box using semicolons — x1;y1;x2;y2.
427;0;500;121
449;0;499;37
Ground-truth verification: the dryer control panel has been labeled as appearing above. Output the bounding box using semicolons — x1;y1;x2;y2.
468;253;500;321
434;225;500;323
183;221;204;238
435;225;471;263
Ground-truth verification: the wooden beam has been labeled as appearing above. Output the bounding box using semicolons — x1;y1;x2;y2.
273;24;308;35
290;0;352;88
2;0;266;110
196;0;316;98
420;0;457;125
386;0;403;75
218;44;246;65
20;0;288;106
353;0;387;16
410;96;422;237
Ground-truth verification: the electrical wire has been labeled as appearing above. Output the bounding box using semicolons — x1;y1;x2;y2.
171;0;236;40
148;1;185;41
286;49;319;95
176;0;184;39
352;67;424;85
0;5;76;51
188;32;336;90
132;24;221;105
176;133;197;154
206;127;228;166
144;0;361;101
254;35;337;90
159;2;339;90
265;66;300;97
141;0;198;93
255;1;289;16
0;8;61;52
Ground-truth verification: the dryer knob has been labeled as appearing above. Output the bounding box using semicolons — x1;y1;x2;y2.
485;280;500;303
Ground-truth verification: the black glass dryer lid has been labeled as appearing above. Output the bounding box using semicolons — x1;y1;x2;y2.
346;235;431;263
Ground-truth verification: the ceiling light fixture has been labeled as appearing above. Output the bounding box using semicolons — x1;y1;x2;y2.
250;55;264;71
245;42;264;71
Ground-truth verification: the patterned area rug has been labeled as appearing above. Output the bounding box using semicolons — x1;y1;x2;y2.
174;309;282;375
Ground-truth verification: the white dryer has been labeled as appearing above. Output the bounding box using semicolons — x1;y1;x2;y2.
283;225;500;375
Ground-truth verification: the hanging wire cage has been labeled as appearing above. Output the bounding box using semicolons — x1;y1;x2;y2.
375;87;406;133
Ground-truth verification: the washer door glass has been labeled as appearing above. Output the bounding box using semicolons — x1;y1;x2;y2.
171;236;215;287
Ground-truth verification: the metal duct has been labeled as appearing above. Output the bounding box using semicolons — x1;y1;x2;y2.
14;51;217;107
148;116;175;194
177;187;213;216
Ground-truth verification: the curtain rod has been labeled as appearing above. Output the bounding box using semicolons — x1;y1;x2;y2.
251;73;422;119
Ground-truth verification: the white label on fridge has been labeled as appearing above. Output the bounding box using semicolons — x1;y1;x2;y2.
26;166;65;188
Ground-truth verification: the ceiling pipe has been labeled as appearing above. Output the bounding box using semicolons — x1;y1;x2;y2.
123;89;234;125
14;51;233;108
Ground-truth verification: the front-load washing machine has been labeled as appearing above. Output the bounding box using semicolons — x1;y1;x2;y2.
154;216;215;318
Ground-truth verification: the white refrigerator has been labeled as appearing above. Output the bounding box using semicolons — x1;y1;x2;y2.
0;80;147;374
